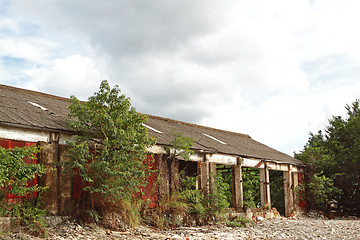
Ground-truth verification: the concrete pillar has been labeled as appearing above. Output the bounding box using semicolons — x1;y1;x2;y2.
209;162;217;192
58;144;74;214
200;155;210;194
284;166;294;216
232;157;243;211
38;134;60;215
157;154;170;201
169;157;179;195
259;164;271;208
292;171;299;211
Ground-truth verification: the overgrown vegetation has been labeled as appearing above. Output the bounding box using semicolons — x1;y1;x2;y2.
0;145;48;236
146;173;230;228
145;132;230;228
270;170;285;216
295;100;360;215
226;216;254;228
242;168;261;209
165;131;194;161
216;166;232;207
65;80;155;225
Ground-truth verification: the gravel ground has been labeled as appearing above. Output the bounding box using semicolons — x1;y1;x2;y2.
2;216;360;239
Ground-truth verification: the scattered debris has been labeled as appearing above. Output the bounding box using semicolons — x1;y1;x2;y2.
1;216;359;239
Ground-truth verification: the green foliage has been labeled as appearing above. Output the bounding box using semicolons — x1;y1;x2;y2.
147;173;230;228
270;170;285;216
297;171;342;211
179;173;230;224
217;166;233;207
10;198;47;237
242;168;260;209
295;100;360;213
208;173;231;214
0;146;46;196
0;145;47;236
226;216;254;228
65;80;155;222
165;131;194;161
179;175;205;216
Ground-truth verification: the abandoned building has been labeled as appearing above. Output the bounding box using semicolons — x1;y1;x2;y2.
0;84;305;217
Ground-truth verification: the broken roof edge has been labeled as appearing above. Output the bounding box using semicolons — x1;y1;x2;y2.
0;121;76;135
143;113;252;139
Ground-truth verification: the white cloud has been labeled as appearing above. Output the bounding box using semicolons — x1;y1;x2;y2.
23;55;107;99
2;0;360;155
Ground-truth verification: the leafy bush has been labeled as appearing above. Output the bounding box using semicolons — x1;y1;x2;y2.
242;168;260;209
0;145;48;236
10;198;47;237
226;216;254;228
297;171;342;211
146;172;230;228
179;173;230;225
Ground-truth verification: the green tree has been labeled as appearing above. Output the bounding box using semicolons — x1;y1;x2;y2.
166;131;194;161
65;80;155;222
295;100;360;214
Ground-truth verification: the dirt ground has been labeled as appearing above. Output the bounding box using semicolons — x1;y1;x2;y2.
2;214;360;240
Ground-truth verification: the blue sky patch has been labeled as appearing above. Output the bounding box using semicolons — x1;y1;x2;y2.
1;56;29;69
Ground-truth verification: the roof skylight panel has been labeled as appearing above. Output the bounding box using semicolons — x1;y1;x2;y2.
202;133;227;145
28;101;48;111
142;123;163;134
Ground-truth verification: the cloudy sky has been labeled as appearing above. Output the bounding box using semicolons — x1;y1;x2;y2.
1;0;360;155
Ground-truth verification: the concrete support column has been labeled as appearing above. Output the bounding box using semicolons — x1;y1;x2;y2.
209;162;217;192
38;132;60;215
259;164;271;208
200;155;210;194
169;157;179;195
157;154;170;202
232;157;243;211
58;144;73;214
292;171;299;211
284;166;294;217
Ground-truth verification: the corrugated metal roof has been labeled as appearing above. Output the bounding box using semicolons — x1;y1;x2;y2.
0;84;304;166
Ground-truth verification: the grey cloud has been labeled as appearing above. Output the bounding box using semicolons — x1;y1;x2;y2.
9;0;225;57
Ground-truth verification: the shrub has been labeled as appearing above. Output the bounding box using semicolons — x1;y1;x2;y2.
226;216;254;228
0;145;48;236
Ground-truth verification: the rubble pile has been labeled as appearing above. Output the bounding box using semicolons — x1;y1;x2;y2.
1;215;360;239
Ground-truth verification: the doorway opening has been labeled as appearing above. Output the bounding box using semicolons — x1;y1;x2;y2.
242;167;261;208
270;170;285;216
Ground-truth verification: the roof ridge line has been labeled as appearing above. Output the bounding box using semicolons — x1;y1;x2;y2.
0;84;71;102
144;113;251;139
